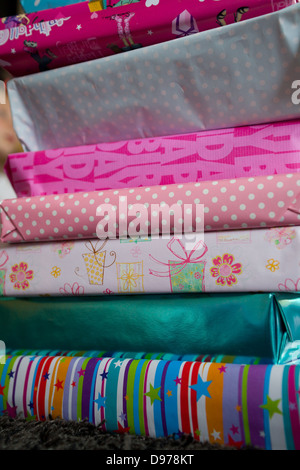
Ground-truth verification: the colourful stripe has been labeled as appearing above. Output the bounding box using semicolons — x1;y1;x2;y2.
287;365;300;449
241;365;251;446
247;364;268;449
261;364;272;450
205;362;224;445
126;359;140;435
222;363;242;446
180;361;193;435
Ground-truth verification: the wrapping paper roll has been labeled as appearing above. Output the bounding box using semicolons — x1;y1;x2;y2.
1;0;297;77
1;226;300;296
7;4;300;152
6;349;275;365
5;120;300;198
1;173;300;243
0;353;299;449
0;293;299;363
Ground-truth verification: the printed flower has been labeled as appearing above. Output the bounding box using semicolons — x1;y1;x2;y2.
278;278;300;292
178;284;184;290
210;253;242;287
51;266;61;278
194;272;201;279
103;288;114;295
59;282;84;296
120;268;140;291
130;246;142;258
10;262;34;291
265;259;280;272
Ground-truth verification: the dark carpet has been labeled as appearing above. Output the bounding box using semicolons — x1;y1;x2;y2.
0;414;257;451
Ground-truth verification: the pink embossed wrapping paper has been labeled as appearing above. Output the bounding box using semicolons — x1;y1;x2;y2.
5;120;300;198
0;0;297;77
1;173;300;244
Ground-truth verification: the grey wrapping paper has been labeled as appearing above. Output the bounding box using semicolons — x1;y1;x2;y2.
7;4;300;152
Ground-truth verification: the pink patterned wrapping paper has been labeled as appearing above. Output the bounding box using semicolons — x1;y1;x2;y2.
0;0;298;77
5;120;300;198
0;173;300;244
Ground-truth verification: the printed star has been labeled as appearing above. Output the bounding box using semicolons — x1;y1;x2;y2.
114;360;123;368
218;365;227;374
76;24;82;30
43;372;50;380
260;395;282;419
6;402;17;418
189;374;212;401
228;434;244;449
71;381;76;387
25;414;36;422
94;393;106;410
0;384;5;396
147;30;153;35
8;370;15;379
230;424;239;435
124;395;129;401
289;402;297;411
195;429;201;437
145;383;162;405
259;430;265;438
78;368;85;378
119;411;126;422
100;371;108;380
174;376;181;385
28;401;34;410
166;390;172;397
211;429;221;441
114;421;130;434
11;48;16;54
235;404;242;412
54;379;64;391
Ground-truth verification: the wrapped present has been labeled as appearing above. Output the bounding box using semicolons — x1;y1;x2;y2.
0;352;299;449
5;119;300;198
0;292;299;363
116;261;144;293
82;240;116;285
6;4;300;152
1;173;300;244
1;1;297;78
0;226;300;296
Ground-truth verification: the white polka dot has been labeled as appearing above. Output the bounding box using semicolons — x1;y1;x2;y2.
38;212;43;217
60;218;65;224
145;188;151;192
212;181;218;186
212;197;218;203
277;201;285;208
18;222;23;228
248;193;255;200
267;192;274;198
220;187;227;193
74;217;79;223
46;220;51;225
45;203;51;208
221;205;227;212
240;204;246;211
81;208;86;214
152;193;158;199
26;230;31;235
59;202;65;207
89;216;94;222
287;190;294;197
258;203;265;209
169;192;174;197
24;213;29;219
18;205;23;211
90;199;95;204
32;220;37;226
67;209;72;215
269;212;275;218
194;198;200;204
213;216;219;222
204;207;209;213
129;189;134;194
52;210;57;216
186;190;191;196
239;185;245;191
257;184;264;190
230;195;236;202
54;196;60;200
177;184;183;189
54;228;59;233
250;213;256;219
40;229;44;234
68;194;74;199
277;181;284;188
136;195;141;200
231;214;237;221
83;225;88;231
203;189;209;195
68;227;73;232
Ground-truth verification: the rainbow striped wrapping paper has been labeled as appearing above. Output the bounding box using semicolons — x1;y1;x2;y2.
0;353;299;450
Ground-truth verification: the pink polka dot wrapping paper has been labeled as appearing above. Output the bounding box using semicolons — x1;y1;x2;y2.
7;3;300;153
5;120;300;198
0;173;300;244
0;225;300;297
0;0;296;78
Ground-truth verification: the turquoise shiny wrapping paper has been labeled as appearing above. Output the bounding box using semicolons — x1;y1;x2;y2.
0;293;299;363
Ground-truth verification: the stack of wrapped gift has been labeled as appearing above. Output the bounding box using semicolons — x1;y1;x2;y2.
0;0;300;449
